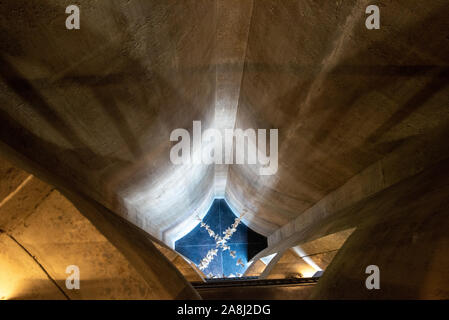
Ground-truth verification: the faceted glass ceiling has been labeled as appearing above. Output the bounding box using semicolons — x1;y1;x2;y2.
175;199;267;278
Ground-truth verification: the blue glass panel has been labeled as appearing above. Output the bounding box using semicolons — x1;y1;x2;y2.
175;198;267;278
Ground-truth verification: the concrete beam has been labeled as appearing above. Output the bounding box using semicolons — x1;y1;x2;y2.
252;123;449;261
0;140;200;299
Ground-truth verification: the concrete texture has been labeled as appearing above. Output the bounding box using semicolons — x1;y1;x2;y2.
264;249;316;279
226;0;449;236
0;233;66;300
153;242;204;283
0;157;199;299
245;228;354;279
311;157;449;299
0;0;448;299
0;0;217;246
245;260;266;277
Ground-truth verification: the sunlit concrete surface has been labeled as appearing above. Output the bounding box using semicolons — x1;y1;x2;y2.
0;0;448;299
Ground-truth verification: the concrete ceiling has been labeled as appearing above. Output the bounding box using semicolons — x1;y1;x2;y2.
0;0;448;257
0;156;202;299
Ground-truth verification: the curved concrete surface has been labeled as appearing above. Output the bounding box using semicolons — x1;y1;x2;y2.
0;0;448;299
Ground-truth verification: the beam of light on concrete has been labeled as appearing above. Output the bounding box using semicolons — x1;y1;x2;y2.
121;141;214;245
292;245;323;272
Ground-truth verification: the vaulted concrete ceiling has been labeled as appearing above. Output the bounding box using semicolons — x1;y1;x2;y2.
0;0;448;253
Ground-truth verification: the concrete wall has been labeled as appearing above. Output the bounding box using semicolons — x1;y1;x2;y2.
227;0;449;235
0;0;448;299
0;0;216;245
0;157;199;299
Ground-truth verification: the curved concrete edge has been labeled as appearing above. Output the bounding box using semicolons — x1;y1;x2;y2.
0;140;201;300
